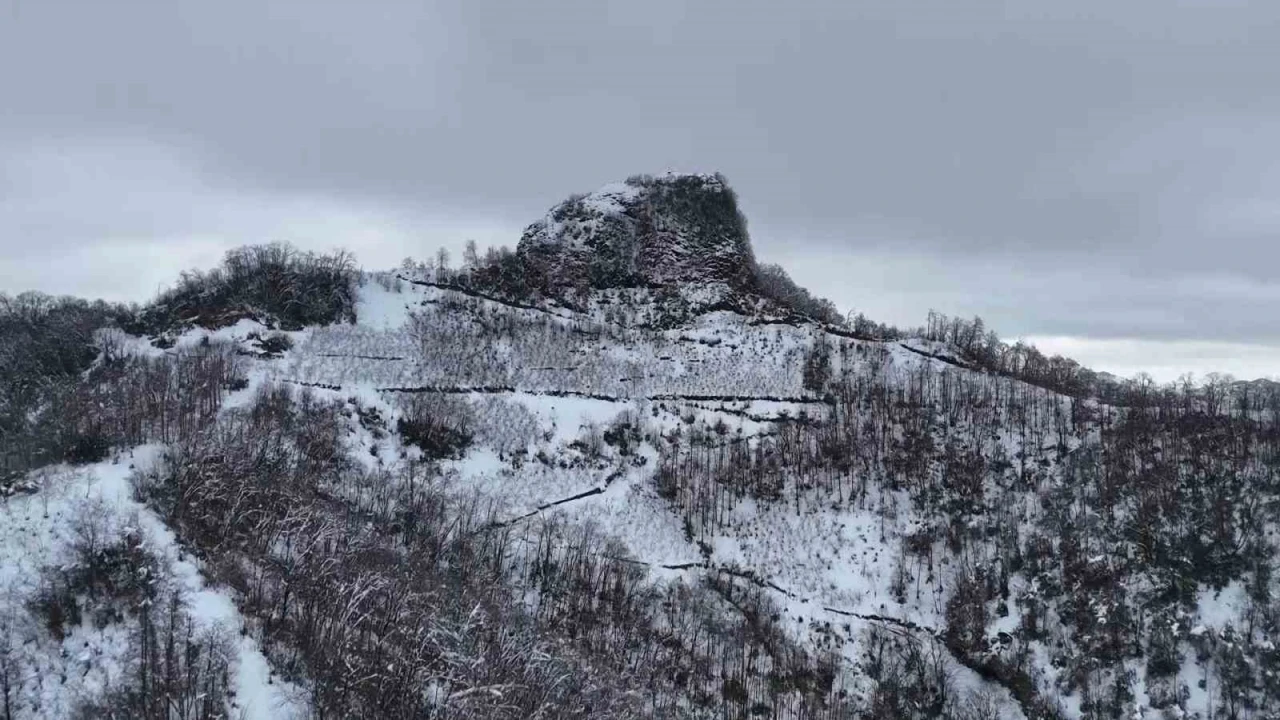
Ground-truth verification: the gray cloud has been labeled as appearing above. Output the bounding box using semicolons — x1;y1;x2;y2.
3;0;1280;372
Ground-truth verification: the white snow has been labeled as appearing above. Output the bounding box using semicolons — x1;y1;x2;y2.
355;274;422;330
1193;581;1248;630
0;451;304;719
13;269;1225;719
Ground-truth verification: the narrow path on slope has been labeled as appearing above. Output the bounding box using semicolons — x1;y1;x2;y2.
482;480;944;639
466;458;1048;719
397;276;576;318
285;377;830;409
895;342;979;372
316;353;406;361
377;384;831;405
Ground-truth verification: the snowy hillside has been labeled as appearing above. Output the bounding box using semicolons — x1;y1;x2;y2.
3;179;1279;719
0;449;303;719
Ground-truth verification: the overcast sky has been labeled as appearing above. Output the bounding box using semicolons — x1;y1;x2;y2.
2;0;1278;382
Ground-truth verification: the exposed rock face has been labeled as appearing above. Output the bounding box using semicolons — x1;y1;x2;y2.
517;173;756;296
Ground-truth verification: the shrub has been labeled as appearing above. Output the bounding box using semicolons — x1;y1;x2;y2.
752;263;843;324
396;393;474;460
134;243;357;334
29;510;159;640
802;340;832;392
249;330;294;357
0;292;133;476
64;428;112;465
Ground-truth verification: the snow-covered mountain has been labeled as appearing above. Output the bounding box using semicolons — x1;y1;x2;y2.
2;176;1278;720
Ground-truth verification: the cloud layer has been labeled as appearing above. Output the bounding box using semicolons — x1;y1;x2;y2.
3;0;1279;377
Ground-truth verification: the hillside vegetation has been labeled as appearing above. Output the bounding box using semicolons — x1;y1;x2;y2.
2;176;1278;720
131;243;358;336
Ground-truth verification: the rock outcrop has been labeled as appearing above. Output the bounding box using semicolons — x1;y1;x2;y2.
517;173;756;296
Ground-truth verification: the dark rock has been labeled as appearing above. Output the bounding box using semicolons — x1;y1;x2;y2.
517;173;756;298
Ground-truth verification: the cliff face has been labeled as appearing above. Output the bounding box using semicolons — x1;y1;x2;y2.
516;173;756;297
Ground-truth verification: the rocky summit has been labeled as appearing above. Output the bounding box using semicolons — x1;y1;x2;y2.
517;172;756;297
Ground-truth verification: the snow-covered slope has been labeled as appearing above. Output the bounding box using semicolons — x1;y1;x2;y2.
279;273;1278;720
7;268;1277;719
0;448;303;719
280;276;1046;715
5;180;1279;718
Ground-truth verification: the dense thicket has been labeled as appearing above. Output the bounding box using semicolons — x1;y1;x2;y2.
917;310;1111;397
0;292;133;478
753;263;844;325
132;243;357;335
3;242;352;479
2;334;242;486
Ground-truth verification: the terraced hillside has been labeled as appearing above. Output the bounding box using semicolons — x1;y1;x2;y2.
3;176;1279;719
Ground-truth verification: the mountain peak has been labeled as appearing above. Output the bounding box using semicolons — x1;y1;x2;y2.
516;172;756;297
